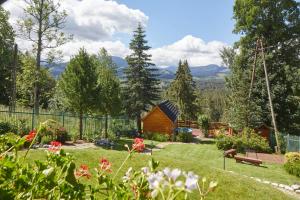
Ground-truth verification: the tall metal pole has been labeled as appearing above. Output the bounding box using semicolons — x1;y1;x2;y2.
259;38;281;153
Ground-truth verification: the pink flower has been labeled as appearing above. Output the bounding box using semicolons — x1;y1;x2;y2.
132;138;145;152
99;157;112;173
75;164;91;179
48;141;62;152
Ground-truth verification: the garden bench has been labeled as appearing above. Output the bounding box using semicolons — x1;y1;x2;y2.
224;149;236;158
234;155;262;166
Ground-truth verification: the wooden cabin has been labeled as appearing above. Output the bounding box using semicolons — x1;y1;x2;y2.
254;124;271;141
142;100;179;135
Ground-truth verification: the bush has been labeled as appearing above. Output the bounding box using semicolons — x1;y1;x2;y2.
216;134;234;150
284;152;300;177
198;115;209;137
55;127;70;143
0;121;17;135
216;128;272;153
143;132;169;142
176;131;193;143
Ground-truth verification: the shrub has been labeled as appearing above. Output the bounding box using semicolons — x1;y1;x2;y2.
198;115;209;137
216;134;234;150
55;127;70;143
216;128;272;153
144;132;169;142
176;131;193;143
0;121;17;135
284;152;300;177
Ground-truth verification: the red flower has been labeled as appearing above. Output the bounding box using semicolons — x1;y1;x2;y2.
75;164;91;179
25;130;36;142
132;138;145;152
99;157;112;173
48;141;62;152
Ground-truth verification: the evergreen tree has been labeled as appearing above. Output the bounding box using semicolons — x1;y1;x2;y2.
230;0;300;133
95;48;121;138
0;6;15;105
123;24;160;132
166;60;198;120
58;48;97;140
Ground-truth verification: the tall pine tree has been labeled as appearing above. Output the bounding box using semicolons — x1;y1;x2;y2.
123;24;160;132
58;48;97;140
166;60;198;120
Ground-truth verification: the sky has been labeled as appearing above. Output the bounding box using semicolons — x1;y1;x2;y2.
3;0;239;67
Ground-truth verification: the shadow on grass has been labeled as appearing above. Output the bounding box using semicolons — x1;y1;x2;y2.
198;140;216;145
95;137;157;152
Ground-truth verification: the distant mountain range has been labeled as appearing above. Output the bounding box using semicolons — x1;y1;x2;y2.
47;56;230;81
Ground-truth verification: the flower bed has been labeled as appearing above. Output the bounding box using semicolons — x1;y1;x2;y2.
0;120;217;199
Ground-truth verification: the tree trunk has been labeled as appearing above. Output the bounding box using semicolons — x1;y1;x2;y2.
34;0;44;115
79;111;83;140
136;113;141;134
105;113;108;138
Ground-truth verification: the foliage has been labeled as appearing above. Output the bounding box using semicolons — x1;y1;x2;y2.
0;6;15;105
143;132;170;142
123;23;160;132
95;48;122;138
228;0;300;133
58;48;98;139
166;60;198;120
0;121;17;135
216;128;272;153
176;131;194;143
284;152;300;177
17;53;56;109
17;0;71;114
0;121;216;200
198;115;209;137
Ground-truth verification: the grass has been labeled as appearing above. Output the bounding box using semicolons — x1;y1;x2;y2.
23;138;299;200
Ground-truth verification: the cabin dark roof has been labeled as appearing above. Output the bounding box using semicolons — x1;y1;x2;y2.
158;100;179;122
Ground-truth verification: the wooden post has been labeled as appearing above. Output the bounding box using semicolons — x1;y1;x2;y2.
9;44;18;113
259;38;281;153
248;40;259;99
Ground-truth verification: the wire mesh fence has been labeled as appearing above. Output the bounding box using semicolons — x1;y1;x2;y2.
0;107;135;140
270;132;300;152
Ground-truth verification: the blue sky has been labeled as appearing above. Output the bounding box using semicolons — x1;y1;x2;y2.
4;0;239;66
117;0;239;48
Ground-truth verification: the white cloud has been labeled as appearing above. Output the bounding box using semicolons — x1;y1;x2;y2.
2;0;146;60
3;0;148;40
3;1;226;66
150;35;228;66
57;39;130;61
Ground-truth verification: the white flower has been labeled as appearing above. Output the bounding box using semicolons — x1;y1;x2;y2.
170;169;181;181
42;167;54;176
184;171;199;191
141;167;150;175
175;180;183;188
163;168;181;181
147;172;164;189
122;167;133;182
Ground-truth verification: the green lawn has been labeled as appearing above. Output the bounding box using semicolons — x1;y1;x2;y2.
23;139;299;200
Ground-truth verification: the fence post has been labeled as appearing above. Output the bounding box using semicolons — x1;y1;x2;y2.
287;134;290;152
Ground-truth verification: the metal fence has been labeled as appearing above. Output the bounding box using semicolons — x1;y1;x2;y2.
270;132;300;152
0;109;135;139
